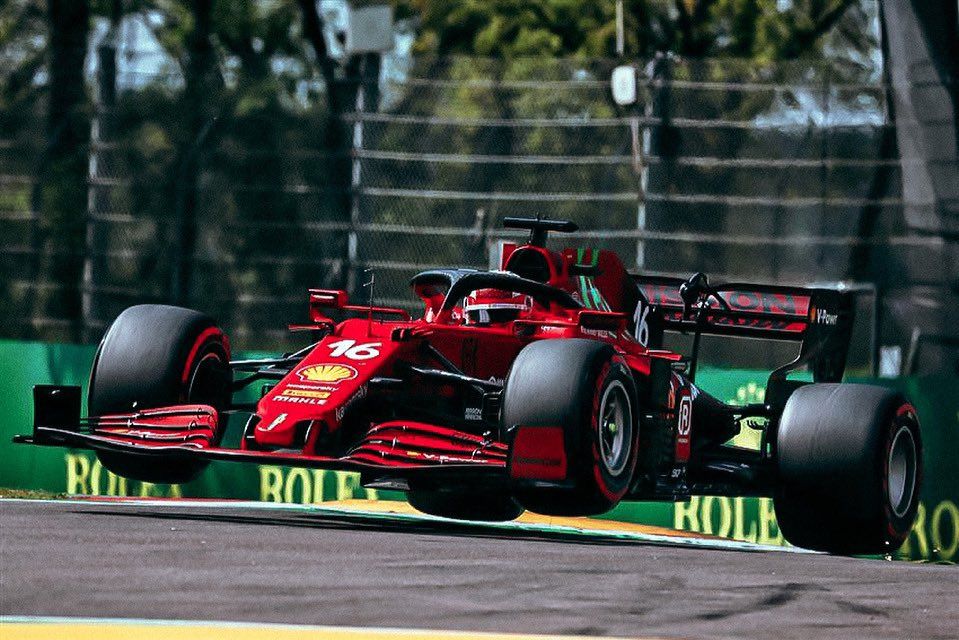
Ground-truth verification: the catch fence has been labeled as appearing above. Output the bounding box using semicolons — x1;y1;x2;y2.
0;53;936;370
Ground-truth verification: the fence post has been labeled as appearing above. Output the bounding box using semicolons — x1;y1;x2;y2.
83;1;121;342
170;118;215;306
345;52;381;299
642;52;672;272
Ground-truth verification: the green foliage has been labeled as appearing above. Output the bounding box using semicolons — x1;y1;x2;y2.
91;1;340;343
1;0;342;344
0;0;885;347
403;0;869;62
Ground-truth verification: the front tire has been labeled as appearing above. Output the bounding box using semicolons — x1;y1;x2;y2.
502;339;639;516
89;304;231;484
774;383;921;554
406;487;523;521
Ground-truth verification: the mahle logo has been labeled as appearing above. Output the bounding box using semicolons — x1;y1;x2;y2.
296;363;357;384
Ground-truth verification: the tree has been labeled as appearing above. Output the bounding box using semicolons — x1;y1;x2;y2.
0;0;883;346
36;0;90;341
0;1;47;336
400;0;868;62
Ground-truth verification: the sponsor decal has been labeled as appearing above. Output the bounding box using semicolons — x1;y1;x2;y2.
509;426;567;481
659;310;806;333
675;390;692;463
296;363;357;384
810;305;839;325
538;325;566;334
464;407;483;421
285;382;336;392
257;466;379;503
335;384;368;421
261;413;287;432
580;327;616;339
640;284;811;332
281;389;331;400
678;395;692;436
675;496;785;546
274;395;326;405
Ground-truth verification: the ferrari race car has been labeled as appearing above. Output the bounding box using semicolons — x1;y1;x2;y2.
16;217;921;555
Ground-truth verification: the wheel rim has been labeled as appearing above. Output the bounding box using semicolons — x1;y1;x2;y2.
887;424;917;518
598;380;632;476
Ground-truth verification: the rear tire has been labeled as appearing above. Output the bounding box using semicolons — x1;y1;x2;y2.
89;304;231;484
774;383;921;554
503;339;639;516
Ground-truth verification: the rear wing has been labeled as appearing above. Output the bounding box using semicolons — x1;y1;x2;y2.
631;275;855;383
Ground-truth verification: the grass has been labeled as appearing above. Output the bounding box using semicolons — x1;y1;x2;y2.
0;487;69;500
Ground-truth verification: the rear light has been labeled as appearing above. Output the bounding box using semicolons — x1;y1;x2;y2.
509;426;567;481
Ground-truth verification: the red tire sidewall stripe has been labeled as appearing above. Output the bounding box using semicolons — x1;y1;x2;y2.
181;326;228;387
882;402;921;540
589;357;634;503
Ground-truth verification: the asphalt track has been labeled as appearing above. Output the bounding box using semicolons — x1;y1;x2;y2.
1;499;956;639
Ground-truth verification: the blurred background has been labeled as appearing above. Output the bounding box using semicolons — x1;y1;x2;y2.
1;0;957;374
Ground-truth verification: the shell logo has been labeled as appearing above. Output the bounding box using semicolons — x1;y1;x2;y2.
296;363;357;384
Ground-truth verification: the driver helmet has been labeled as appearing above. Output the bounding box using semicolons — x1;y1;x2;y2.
463;288;532;325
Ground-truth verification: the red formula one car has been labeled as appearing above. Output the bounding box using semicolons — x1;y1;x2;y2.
17;217;921;554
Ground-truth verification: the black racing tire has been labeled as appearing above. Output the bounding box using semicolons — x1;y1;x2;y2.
774;383;922;555
502;339;639;517
406;488;524;521
88;304;232;484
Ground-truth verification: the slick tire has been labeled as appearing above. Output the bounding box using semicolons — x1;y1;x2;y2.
88;304;232;484
406;487;524;522
503;339;639;517
774;383;921;555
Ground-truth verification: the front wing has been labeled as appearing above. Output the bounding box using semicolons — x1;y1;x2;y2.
14;385;509;483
